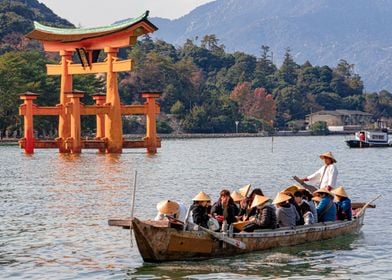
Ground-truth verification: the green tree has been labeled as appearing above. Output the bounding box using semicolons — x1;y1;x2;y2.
182;105;212;133
253;45;277;92
315;92;343;110
0;50;54;134
273;85;305;126
170;100;186;117
309;121;329;135
277;48;299;86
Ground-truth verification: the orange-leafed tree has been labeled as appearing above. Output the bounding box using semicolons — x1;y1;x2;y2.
230;82;276;122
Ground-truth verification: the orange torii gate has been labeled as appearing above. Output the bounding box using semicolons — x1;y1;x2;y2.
21;11;161;154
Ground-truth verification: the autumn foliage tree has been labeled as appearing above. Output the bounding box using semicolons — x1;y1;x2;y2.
230;82;276;123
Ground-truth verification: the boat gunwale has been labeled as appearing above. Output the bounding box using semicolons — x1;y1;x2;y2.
233;218;359;238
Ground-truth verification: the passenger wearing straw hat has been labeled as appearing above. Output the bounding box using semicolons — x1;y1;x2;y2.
154;200;179;221
190;192;211;228
302;151;338;191
231;191;244;220
314;188;337;222
273;192;300;228
242;195;277;232
239;188;264;221
332;186;352;221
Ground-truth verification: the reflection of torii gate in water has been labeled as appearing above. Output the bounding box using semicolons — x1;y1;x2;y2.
20;11;160;154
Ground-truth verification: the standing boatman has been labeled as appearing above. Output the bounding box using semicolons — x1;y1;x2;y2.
301;151;338;191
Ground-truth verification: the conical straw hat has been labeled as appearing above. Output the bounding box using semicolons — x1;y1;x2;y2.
312;195;322;202
156;200;179;215
282;185;299;195
319;151;337;163
231;191;245;203
313;188;334;197
331;186;348;198
250;195;270;209
239;184;251;197
272;192;292;205
192;191;211;201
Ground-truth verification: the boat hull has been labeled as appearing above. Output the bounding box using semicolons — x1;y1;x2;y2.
346;139;391;148
132;210;365;262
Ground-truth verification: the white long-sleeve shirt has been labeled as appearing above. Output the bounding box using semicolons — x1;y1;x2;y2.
307;164;338;189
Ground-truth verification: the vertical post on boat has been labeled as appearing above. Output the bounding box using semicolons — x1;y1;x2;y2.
271;120;274;153
130;170;137;247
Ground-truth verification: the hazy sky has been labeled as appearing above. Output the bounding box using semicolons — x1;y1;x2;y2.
38;0;215;27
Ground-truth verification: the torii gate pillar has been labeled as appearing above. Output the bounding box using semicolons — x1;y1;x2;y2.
19;92;39;154
104;47;123;153
143;92;161;154
59;50;72;153
66;91;84;153
92;93;106;139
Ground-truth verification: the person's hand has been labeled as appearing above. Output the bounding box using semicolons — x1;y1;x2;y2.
215;215;224;222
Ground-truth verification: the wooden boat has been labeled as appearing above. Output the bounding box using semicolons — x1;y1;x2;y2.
126;199;377;263
346;129;391;148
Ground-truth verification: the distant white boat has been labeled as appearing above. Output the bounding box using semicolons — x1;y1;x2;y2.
346;129;392;148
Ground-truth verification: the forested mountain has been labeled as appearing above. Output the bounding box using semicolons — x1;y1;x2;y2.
151;0;392;92
0;0;73;54
1;0;392;137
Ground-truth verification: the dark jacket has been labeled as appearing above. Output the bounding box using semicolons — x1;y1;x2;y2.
336;197;352;221
191;204;209;228
211;201;238;225
254;204;277;229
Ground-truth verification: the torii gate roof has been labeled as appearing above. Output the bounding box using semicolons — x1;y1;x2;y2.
26;11;158;51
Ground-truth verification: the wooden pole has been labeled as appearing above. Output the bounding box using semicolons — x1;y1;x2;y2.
130;170;138;247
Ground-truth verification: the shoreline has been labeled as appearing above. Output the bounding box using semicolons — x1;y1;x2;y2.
0;131;356;145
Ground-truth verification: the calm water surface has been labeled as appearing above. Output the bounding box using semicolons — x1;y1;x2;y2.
0;135;391;279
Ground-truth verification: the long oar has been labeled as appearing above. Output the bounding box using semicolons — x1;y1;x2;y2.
185;220;246;249
292;175;317;192
356;194;381;217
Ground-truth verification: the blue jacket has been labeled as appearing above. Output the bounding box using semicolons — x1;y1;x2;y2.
317;196;336;222
336;197;352;221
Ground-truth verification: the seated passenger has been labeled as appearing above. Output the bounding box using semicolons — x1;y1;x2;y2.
239;188;264;221
273;192;300;227
231;191;245;208
190;192;211;228
243;195;277;232
313;188;337;222
154;200;180;221
231;191;245;220
301;200;315;225
283;187;304;225
312;195;321;207
332;186;352;221
211;189;238;226
298;186;318;223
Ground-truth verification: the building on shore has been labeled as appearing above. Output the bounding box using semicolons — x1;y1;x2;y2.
305;110;373;131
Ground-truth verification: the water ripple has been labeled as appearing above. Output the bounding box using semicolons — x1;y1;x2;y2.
1;136;391;279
